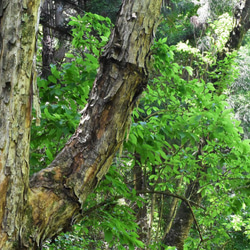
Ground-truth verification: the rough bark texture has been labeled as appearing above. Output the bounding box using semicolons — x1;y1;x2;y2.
0;0;42;248
41;0;54;78
0;0;162;248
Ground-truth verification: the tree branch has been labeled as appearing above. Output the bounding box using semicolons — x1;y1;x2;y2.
23;0;163;247
136;190;205;209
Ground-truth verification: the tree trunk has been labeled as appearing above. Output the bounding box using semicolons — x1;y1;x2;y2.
162;177;183;239
41;0;54;78
0;0;162;248
225;0;250;52
133;154;148;243
162;181;201;250
0;0;41;248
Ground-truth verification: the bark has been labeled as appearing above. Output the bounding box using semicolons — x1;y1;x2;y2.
0;0;42;248
133;154;148;242
41;0;54;78
162;178;183;239
225;0;250;52
40;0;69;78
216;0;250;63
162;181;202;250
0;0;162;248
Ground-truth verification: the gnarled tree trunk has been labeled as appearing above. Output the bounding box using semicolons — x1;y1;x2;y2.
0;0;162;248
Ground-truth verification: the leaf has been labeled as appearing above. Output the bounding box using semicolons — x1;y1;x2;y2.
129;134;137;145
48;75;57;84
46;147;53;161
65;53;75;58
159;150;168;160
51;65;60;79
104;229;113;243
185;66;193;76
44;107;54;120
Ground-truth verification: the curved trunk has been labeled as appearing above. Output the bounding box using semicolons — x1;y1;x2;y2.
0;0;162;248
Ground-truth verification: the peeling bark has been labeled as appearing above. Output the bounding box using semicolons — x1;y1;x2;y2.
0;0;162;248
0;0;41;248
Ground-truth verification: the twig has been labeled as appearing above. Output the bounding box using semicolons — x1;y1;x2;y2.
137;190;205;209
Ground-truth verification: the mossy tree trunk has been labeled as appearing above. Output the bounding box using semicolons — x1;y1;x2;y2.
0;0;162;249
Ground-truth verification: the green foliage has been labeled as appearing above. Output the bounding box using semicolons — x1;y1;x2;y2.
81;165;144;249
125;37;250;248
158;0;198;44
228;31;250;138
30;13;112;174
208;13;233;51
44;164;144;249
69;13;112;56
44;224;95;250
209;0;236;18
35;4;250;250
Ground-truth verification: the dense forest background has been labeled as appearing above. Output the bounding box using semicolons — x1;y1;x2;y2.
31;0;250;249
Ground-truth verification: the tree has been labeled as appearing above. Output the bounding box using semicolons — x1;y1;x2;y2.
161;0;250;247
0;0;162;248
39;0;121;78
107;1;250;249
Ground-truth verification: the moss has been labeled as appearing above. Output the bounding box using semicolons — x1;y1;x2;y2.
22;204;36;244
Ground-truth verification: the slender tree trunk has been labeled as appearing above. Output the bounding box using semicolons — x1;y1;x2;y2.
162;181;201;250
41;0;54;78
133;154;148;243
41;0;67;78
0;0;162;248
162;177;183;239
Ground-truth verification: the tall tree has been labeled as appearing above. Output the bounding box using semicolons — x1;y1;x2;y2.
162;0;250;249
0;0;162;248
